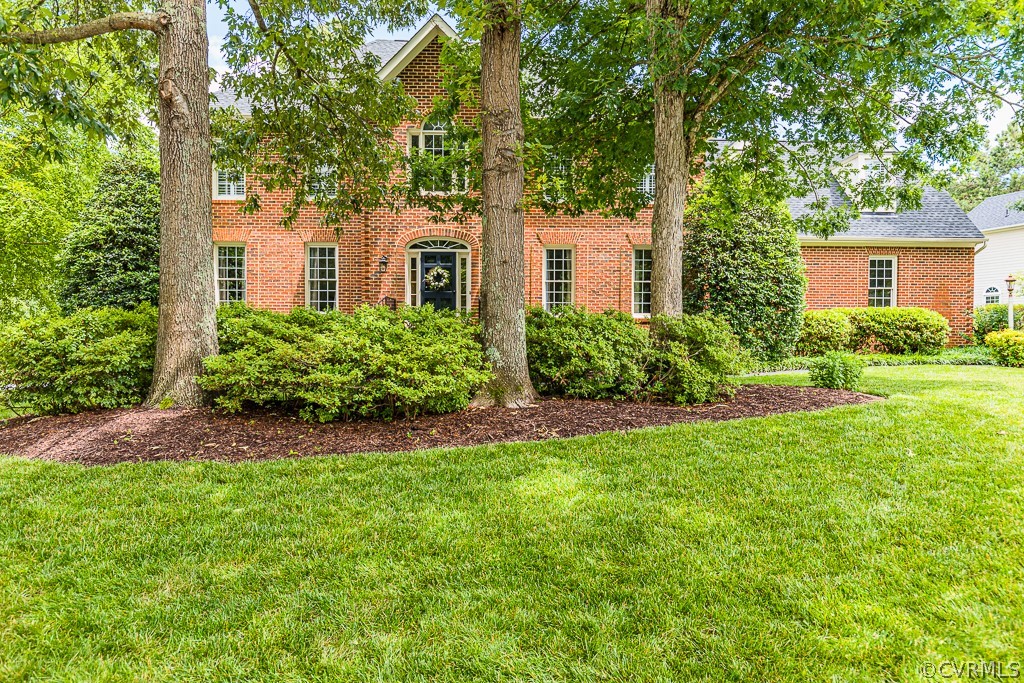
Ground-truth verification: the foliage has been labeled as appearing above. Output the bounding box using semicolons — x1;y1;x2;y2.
0;304;157;415
797;310;854;356
199;304;491;421
844;307;950;354
648;313;749;404
984;330;1024;367
808;352;865;391
682;173;806;361
59;149;160;310
943;125;1024;211
752;346;996;373
0;115;108;322
524;307;650;399
973;303;1024;342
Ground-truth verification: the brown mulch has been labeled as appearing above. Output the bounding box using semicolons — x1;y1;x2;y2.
0;385;878;466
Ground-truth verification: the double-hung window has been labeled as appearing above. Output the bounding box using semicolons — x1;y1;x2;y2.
544;247;575;311
409;121;464;193
308;165;338;199
638;165;655;198
306;244;338;312
215;168;246;199
868;257;896;307
632;248;652;317
216;245;246;303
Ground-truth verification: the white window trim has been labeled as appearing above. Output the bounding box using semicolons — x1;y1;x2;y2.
543;245;576;311
407;123;467;196
213;166;246;200
305;243;339;311
404;239;472;312
214;242;247;305
868;255;898;307
632;245;652;319
985;286;1001;305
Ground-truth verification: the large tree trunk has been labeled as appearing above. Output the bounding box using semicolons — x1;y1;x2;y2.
472;0;538;408
148;0;218;407
649;84;690;317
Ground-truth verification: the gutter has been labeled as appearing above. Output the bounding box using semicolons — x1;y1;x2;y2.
798;237;987;248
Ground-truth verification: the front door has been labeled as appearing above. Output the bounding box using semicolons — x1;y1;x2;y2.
420;251;457;310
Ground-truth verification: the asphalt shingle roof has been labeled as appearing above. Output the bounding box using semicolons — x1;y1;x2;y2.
967;190;1024;232
788;184;985;241
211;39;408;114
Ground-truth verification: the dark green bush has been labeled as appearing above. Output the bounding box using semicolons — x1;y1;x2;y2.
973;304;1024;342
985;330;1024;367
648;313;749;404
524;307;650;399
797;310;854;355
809;352;864;391
682;177;807;362
844;307;950;354
199;304;492;421
59;153;161;311
0;304;157;414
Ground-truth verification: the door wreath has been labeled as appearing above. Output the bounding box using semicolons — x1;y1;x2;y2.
424;265;451;291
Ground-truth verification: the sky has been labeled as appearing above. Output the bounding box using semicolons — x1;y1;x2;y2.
205;1;1017;142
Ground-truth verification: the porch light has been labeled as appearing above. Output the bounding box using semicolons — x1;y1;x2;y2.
378;255;390;274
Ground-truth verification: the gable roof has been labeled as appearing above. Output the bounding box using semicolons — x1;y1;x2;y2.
968;190;1024;233
211;14;457;112
789;184;986;244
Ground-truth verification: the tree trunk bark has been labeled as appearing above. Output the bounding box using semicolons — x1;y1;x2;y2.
471;0;538;408
650;84;689;317
147;0;218;407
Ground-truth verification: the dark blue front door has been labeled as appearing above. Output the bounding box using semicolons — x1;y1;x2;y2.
420;251;457;310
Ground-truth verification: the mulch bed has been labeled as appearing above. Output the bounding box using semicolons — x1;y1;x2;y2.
0;385;878;466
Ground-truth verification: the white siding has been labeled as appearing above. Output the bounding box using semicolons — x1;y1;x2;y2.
975;225;1024;306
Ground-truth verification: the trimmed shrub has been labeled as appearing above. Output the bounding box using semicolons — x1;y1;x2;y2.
524;307;650;399
973;304;1024;342
648;313;750;404
199;304;492;421
59;153;161;310
682;180;807;362
985;330;1024;367
0;304;157;414
845;307;950;354
809;352;865;391
797;310;854;355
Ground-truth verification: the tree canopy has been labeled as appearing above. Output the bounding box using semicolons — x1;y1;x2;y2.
944;124;1024;210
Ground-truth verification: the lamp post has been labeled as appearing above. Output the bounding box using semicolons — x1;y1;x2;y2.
1008;274;1017;331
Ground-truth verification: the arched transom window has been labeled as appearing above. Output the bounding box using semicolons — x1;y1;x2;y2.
985;286;1001;304
406;238;471;312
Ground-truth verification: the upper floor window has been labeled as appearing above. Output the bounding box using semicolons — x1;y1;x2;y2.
308;166;338;199
633;248;652;317
985;286;1001;304
409;120;465;193
215;168;246;199
638;166;655;198
868;257;896;307
544;247;575;311
216;245;246;304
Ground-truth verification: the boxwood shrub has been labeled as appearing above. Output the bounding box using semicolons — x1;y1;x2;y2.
0;304;158;415
796;310;853;356
985;329;1024;367
524;307;650;399
199;304;492;422
844;307;950;354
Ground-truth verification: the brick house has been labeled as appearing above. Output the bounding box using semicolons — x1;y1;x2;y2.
211;14;984;341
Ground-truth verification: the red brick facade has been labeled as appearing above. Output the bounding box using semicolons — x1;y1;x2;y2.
212;34;977;343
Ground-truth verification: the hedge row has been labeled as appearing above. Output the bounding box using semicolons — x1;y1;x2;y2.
973;304;1024;342
797;307;950;356
1;304;749;419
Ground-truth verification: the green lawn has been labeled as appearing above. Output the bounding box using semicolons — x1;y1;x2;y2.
1;366;1022;682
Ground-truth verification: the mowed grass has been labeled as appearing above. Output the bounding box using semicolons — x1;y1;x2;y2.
1;366;1022;682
